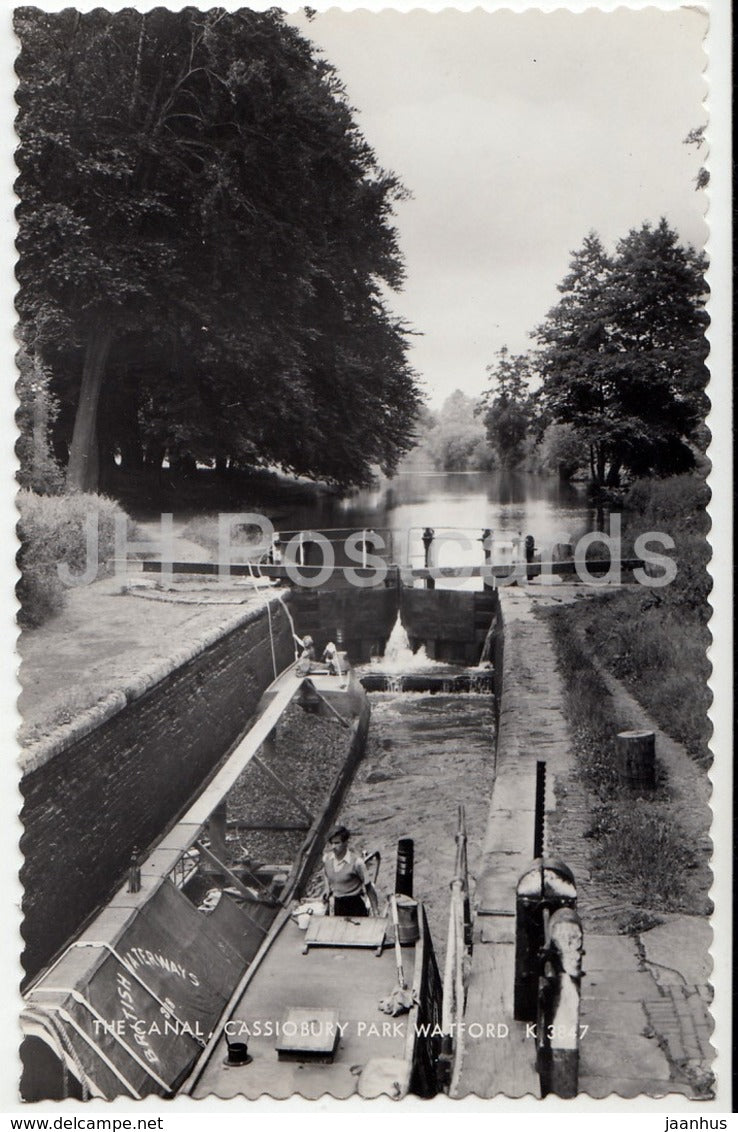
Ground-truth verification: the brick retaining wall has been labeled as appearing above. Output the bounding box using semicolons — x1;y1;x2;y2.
21;601;293;981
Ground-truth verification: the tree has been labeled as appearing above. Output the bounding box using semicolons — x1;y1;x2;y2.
15;8;420;491
684;124;709;191
479;346;531;468
425;390;493;472
15;347;64;494
537;423;584;480
532;221;708;486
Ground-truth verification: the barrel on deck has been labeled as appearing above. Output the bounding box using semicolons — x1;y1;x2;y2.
395;895;420;946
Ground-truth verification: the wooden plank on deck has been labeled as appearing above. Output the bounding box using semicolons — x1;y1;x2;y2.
305;916;387;950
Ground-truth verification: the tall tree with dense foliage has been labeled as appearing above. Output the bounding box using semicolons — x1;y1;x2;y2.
479;346;531;468
424;390;493;472
532;221;708;486
15;8;420;491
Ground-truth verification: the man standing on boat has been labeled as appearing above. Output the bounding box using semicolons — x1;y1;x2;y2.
323;825;379;917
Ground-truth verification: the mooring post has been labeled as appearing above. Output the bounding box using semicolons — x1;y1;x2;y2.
127;846;141;894
481;528;495;592
271;533;283;565
537;906;584;1098
525;534;536;581
422;527;435;590
615;730;656;791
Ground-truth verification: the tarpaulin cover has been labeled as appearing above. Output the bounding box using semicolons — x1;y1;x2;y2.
33;881;275;1097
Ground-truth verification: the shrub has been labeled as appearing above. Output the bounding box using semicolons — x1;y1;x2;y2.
17;490;130;627
624;474;710;529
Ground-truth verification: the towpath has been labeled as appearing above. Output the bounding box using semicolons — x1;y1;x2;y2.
18;522;284;747
453;585;712;1102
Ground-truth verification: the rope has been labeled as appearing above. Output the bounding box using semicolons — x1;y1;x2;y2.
24;1005;91;1101
244;559;278;680
265;597;278;680
275;591;301;661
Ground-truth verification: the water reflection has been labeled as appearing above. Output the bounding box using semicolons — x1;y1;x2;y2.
282;470;596;552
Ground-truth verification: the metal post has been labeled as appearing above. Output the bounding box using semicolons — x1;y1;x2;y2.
422;528;435;590
534;760;546;860
514;857;576;1022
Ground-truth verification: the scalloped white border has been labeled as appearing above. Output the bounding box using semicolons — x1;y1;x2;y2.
1;0;731;1118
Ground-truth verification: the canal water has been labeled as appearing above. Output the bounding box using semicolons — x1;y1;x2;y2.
295;620;494;965
277;469;597;580
324;685;496;965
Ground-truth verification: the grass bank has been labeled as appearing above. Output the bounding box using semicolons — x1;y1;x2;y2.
543;609;704;919
570;474;711;766
541;473;711;919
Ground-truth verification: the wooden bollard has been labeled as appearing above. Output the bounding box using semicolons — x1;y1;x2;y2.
537;906;583;1098
616;730;656;791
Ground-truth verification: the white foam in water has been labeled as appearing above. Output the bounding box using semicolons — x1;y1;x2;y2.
375;614;446;671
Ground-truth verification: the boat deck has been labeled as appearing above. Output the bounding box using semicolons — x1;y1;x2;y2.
192;916;417;1099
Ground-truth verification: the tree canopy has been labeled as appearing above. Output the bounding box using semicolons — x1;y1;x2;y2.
479;346;531;468
15;7;421;491
423;390;493;472
531;220;708;485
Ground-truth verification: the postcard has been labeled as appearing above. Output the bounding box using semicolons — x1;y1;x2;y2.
3;0;731;1115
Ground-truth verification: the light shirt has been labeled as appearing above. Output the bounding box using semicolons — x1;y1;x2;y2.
323;847;369;898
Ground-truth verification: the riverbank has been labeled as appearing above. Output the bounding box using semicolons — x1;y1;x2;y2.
542;604;711;923
454;585;713;1100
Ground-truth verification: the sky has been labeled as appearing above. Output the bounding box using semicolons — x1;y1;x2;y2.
291;7;708;408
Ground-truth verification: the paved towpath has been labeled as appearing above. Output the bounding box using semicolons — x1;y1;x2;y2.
453;586;712;1101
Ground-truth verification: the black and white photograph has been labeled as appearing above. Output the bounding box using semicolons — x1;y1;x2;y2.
3;0;732;1114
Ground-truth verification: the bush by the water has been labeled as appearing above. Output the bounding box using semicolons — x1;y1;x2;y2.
17;491;130;628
